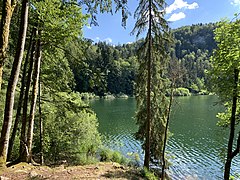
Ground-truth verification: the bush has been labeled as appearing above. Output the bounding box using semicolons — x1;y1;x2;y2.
99;148;127;164
112;151;122;163
143;168;158;180
173;88;191;96
100;148;113;162
80;92;98;100
34;92;102;165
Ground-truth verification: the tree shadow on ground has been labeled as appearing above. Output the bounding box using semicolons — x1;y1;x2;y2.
101;169;145;180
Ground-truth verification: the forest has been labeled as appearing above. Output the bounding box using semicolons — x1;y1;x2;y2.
73;23;216;97
0;0;239;180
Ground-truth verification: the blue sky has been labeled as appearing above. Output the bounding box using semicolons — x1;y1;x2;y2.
83;0;240;45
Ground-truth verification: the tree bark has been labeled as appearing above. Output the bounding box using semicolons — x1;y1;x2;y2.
144;0;152;170
19;29;37;161
162;81;174;179
0;0;16;92
231;132;240;158
38;71;44;165
26;34;41;163
0;0;29;167
7;29;34;161
224;68;239;180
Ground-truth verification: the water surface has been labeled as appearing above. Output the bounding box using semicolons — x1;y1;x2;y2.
90;96;240;179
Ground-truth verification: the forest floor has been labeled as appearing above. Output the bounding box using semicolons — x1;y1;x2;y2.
0;162;145;180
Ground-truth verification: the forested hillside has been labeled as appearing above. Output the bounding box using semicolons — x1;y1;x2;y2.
71;23;217;96
0;0;239;179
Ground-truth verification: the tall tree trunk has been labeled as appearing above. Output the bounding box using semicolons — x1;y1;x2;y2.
26;34;41;163
38;71;44;165
19;29;37;161
0;0;16;92
0;0;29;167
224;68;239;180
144;0;152;170
7;30;34;161
162;81;174;179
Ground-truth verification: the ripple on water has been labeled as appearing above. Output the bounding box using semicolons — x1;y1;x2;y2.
167;135;240;180
93;97;240;179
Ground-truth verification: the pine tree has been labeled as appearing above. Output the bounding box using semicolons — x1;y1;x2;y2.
131;0;170;172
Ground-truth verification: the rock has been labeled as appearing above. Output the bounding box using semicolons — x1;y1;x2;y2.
112;162;125;170
29;171;44;179
29;171;39;178
0;176;9;180
15;169;28;174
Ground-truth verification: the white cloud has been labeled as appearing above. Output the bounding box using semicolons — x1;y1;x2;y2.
103;38;113;43
231;0;240;6
86;25;92;29
168;12;186;21
166;0;199;14
94;37;113;44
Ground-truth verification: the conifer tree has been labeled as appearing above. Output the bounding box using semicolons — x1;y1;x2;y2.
131;0;170;172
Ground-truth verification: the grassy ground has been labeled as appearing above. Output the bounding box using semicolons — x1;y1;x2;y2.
0;162;145;180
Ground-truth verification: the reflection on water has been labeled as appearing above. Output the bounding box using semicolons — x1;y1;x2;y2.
90;96;240;179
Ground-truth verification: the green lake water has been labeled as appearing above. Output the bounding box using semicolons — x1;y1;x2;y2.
90;96;240;179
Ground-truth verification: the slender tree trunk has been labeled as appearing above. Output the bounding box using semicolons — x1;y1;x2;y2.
162;81;174;179
38;71;44;165
144;0;152;170
224;68;239;180
19;28;37;161
0;0;29;167
26;34;41;163
231;132;240;158
7;30;34;161
0;0;16;92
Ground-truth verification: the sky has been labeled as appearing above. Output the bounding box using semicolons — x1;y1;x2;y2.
83;0;240;45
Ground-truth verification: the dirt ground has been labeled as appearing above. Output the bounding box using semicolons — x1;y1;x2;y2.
0;162;144;180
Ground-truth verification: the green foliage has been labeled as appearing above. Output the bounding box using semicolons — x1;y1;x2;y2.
208;15;240;179
208;18;240;102
126;152;141;167
132;0;171;167
33;0;88;46
67;40;137;96
99;148;127;164
208;17;240;125
111;151;122;163
41;48;76;92
99;148;113;162
190;83;199;92
37;92;102;165
173;23;216;59
217;102;240;127
173;87;191;96
61;23;218;97
143;168;158;180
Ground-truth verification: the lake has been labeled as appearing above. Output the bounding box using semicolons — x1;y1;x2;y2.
90;95;240;179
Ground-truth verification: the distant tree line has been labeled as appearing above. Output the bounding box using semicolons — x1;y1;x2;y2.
69;23;217;96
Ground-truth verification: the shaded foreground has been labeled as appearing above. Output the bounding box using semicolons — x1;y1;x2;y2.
0;162;144;180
